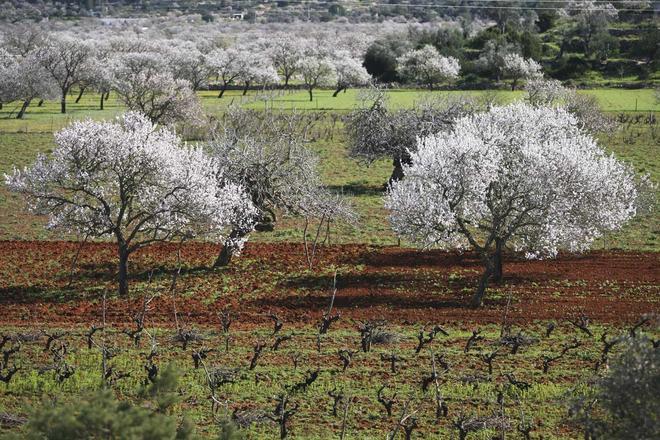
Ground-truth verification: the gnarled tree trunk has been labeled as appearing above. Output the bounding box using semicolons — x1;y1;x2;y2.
17;99;31;119
471;239;505;307
471;258;494;308
332;86;345;97
491;238;504;283
75;87;85;103
214;229;248;268
388;152;413;186
118;244;129;296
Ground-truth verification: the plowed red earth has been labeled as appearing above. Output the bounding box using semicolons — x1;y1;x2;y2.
0;241;657;327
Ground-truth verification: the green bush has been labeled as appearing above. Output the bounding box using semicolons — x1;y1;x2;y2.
570;338;659;439
4;365;194;440
363;35;410;83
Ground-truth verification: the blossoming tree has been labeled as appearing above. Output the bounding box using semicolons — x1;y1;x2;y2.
0;50;57;118
112;52;203;125
297;56;336;102
525;78;616;133
35;35;93;114
346;91;479;184
5;112;255;295
266;36;307;88
209;47;243;98
397;45;460;90
331;51;371;97
167;43;214;91
386;104;640;307
237;56;279;96
501;53;542;90
208;107;339;267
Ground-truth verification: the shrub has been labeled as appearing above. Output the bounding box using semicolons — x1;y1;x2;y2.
570;338;659;439
4;365;194;440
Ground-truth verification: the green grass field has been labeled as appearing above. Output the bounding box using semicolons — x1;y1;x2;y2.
0;88;657;133
0;87;658;439
1;322;647;439
0;87;657;249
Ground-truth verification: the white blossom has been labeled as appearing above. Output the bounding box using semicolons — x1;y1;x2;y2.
331;51;371;96
386;103;640;306
208;47;244;98
112;52;203;125
167;42;215;91
296;56;337;102
34;35;94;113
476;42;539;89
266;36;308;87
397;45;460;90
525;78;568;106
236;55;280;94
5;112;255;294
501;53;542;90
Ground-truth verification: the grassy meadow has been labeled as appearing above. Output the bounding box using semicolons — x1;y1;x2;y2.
0;87;658;249
0;321;642;439
0;87;658;439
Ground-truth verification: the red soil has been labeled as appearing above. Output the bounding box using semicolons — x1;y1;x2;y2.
0;241;657;328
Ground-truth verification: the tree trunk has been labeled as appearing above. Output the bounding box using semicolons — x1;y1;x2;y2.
37;99;44;107
60;90;67;114
556;40;566;61
213;229;247;268
118;246;129;296
0;102;3;110
243;82;250;96
105;91;110;100
16;99;31;119
332;86;344;97
388;152;412;186
308;87;313;102
75;87;85;104
280;421;287;440
471;261;493;308
218;84;227;98
584;30;592;58
491;238;504;283
511;79;517;91
100;92;104;110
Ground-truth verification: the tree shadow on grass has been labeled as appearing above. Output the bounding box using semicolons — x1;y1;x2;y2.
280;268;540;301
252;290;471;312
0;263;214;305
281;271;447;291
349;248;483;269
76;262;212;281
326;183;385;197
354;248;600;271
0;286;95;304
